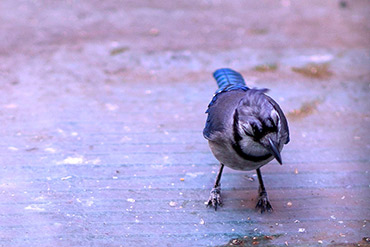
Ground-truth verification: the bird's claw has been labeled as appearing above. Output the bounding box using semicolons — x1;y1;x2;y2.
206;186;222;210
255;192;273;213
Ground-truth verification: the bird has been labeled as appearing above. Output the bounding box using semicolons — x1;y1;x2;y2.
203;68;290;213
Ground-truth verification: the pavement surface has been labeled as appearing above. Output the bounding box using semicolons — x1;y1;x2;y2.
0;0;369;246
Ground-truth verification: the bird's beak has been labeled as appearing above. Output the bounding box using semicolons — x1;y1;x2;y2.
268;138;282;165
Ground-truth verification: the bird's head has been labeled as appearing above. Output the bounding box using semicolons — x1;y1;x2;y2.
235;90;283;164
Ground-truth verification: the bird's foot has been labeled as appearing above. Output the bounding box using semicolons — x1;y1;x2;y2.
255;192;273;213
206;186;222;210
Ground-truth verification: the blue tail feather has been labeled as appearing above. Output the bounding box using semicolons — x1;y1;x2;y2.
206;68;249;111
213;68;247;91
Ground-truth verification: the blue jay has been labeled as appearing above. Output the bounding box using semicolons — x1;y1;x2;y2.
204;68;290;213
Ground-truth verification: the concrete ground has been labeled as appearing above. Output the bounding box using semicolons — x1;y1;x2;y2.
0;0;369;246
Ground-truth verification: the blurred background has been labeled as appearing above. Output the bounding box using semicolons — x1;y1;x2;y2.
0;0;369;246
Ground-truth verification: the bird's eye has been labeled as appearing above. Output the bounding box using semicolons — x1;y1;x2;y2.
251;123;261;135
266;118;275;128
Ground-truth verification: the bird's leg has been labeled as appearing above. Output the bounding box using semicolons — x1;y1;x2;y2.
207;163;224;210
255;168;273;213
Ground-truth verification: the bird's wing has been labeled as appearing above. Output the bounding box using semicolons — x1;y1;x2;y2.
203;90;247;141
